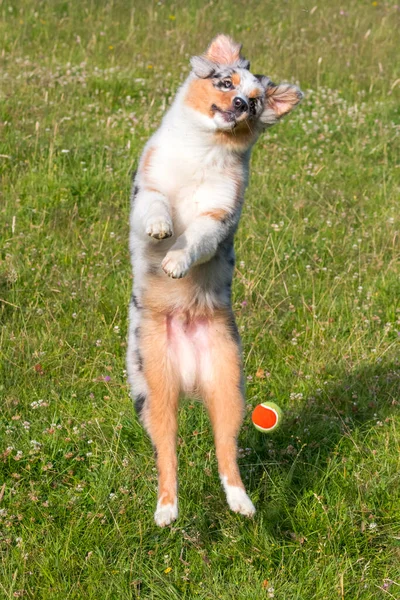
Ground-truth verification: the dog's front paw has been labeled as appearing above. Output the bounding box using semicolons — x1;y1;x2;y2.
146;217;173;241
162;250;191;279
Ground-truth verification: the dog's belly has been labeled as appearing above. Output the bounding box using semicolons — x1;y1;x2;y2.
167;313;213;394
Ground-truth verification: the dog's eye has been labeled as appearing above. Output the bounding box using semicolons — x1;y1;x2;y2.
222;79;233;90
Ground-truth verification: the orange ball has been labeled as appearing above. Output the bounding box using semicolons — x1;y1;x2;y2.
251;402;282;432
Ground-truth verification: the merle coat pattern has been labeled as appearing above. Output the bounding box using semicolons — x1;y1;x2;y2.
127;35;303;526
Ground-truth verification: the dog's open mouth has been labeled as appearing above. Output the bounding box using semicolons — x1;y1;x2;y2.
211;104;236;124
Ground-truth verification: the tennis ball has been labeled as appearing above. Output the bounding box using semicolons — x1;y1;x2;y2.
251;402;282;433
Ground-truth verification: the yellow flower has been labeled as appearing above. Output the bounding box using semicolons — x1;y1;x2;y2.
108;45;114;50
164;567;172;574
169;15;176;20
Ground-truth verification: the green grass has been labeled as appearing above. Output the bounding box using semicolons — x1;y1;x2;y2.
1;0;399;598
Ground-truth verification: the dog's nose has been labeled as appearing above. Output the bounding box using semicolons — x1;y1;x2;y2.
233;97;248;113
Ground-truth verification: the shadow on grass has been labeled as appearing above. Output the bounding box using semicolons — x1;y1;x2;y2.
123;360;399;549
178;359;400;543
240;360;399;527
120;361;399;599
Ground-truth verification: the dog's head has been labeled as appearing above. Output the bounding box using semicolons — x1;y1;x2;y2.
185;34;303;142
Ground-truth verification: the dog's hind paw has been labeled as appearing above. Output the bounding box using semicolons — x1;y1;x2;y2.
221;478;256;517
154;499;178;527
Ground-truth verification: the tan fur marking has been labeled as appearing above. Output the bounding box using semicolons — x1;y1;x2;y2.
248;88;262;99
201;209;229;221
142;146;155;175
141;312;180;507
184;79;213;116
185;78;236;116
216;90;236;111
142;273;213;319
231;72;241;87
200;310;245;488
215;124;256;151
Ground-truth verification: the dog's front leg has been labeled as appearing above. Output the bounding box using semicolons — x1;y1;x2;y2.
162;212;236;279
131;187;174;241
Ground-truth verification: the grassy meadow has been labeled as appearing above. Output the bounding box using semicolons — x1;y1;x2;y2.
0;0;399;598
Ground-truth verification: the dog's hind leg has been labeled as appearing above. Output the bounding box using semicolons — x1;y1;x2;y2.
127;293;148;416
199;309;255;517
137;311;180;527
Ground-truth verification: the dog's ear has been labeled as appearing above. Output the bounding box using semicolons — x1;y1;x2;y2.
205;34;243;65
190;34;250;78
190;55;217;79
257;76;303;127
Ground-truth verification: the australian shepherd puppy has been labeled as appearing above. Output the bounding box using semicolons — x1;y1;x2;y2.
127;35;303;526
